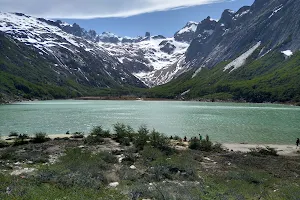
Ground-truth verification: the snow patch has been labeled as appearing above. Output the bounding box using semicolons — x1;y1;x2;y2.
235;10;250;18
223;41;261;73
269;5;283;19
281;50;293;57
192;66;203;78
181;89;190;96
177;23;198;34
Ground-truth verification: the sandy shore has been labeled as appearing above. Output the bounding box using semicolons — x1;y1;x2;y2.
223;143;299;156
2;134;299;156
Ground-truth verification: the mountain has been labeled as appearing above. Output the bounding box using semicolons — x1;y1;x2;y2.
148;0;300;103
1;0;300;103
182;0;300;72
174;21;199;43
0;12;146;102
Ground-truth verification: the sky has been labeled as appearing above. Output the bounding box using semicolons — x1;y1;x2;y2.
1;0;255;37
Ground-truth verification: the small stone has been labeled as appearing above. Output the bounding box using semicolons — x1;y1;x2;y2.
109;182;119;187
130;165;137;170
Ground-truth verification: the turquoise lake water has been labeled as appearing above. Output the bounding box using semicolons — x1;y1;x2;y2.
1;100;300;144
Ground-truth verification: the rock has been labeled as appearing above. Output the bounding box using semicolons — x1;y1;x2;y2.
117;154;125;163
10;168;35;176
108;182;119;187
130;165;137;169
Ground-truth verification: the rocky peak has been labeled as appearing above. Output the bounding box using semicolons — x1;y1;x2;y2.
219;9;235;27
97;32;121;43
145;32;151;37
174;21;198;43
251;0;270;10
194;16;217;36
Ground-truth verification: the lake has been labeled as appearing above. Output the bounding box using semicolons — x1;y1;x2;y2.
1;100;300;144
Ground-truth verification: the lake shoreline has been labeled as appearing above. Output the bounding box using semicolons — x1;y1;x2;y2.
4;96;300;107
2;134;299;156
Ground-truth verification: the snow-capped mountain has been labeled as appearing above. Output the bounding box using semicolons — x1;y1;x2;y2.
174;21;198;43
0;12;145;89
184;0;300;74
2;0;299;97
0;12;197;87
98;34;189;87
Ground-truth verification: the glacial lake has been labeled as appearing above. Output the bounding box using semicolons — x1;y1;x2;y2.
1;100;300;144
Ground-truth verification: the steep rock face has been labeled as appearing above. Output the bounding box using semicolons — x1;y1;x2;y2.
186;17;218;61
184;0;300;73
0;12;145;90
174;21;198;43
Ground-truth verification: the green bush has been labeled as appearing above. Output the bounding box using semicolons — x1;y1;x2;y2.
133;125;149;150
84;135;105;145
37;148;114;189
90;126;110;138
141;146;164;163
149;129;170;151
13;134;30;146
113;123;135;146
149;152;198;181
8;131;19;137
98;151;118;164
31;132;50;143
173;135;181;141
84;126;110;144
188;135;223;152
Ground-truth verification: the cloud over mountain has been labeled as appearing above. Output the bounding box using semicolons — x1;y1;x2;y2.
0;0;225;18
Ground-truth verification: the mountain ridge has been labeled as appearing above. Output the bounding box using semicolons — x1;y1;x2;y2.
1;0;300;103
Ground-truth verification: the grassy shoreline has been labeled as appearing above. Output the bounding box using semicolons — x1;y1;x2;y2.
1;124;300;199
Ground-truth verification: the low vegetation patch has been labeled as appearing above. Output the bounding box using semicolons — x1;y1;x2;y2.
0;123;299;199
31;132;50;143
71;132;85;139
249;146;279;156
188;135;224;152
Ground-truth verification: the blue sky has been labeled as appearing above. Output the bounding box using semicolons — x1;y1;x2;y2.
62;0;255;37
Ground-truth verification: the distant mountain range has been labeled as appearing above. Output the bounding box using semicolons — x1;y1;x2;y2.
1;0;300;103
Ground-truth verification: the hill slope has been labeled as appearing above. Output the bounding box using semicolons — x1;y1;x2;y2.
149;49;300;103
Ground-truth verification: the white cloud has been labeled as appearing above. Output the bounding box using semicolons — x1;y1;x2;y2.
0;0;225;19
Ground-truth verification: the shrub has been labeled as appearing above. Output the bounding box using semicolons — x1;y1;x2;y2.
37;148;114;188
249;146;278;156
188;138;201;150
188;135;223;152
141;146;164;163
149;130;170;150
31;132;50;143
149;152;198;181
71;132;85;139
9;131;19;137
84;126;110;145
13;134;30;146
113;123;135;146
90;126;110;138
98;151;118;164
173;135;181;141
199;139;213;152
84;135;105;145
133;125;149;150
